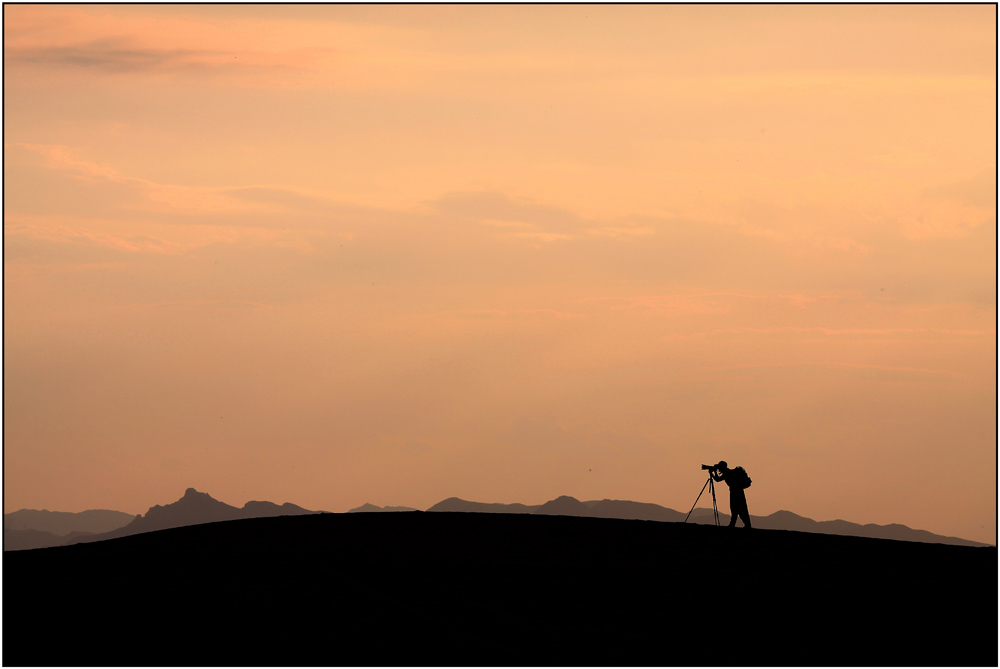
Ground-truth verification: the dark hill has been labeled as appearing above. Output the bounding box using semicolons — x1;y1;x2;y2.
4;512;995;667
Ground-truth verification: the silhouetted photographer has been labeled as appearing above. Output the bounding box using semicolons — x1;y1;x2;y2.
702;461;752;528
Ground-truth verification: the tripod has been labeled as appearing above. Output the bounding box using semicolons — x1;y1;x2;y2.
684;474;721;526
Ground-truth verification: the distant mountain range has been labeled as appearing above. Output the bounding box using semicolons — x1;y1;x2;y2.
426;495;991;547
4;508;137;551
5;508;136;535
4;488;320;550
5;489;991;550
348;503;418;513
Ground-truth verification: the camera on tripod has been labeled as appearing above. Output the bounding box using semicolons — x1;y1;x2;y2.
687;463;722;525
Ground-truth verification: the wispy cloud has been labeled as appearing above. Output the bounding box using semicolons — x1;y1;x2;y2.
13;143;142;184
11;143;287;217
7;39;221;73
4;215;184;257
6;37;328;82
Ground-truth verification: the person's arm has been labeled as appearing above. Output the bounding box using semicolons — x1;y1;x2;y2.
711;470;725;482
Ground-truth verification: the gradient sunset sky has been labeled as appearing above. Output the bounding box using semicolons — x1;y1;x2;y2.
4;4;996;544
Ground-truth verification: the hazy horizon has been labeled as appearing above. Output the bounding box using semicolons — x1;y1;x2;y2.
4;4;996;545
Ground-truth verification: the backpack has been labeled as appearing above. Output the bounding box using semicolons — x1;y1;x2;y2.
731;466;752;489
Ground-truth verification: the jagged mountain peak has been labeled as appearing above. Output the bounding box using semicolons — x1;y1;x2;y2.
64;488;318;547
135;488;243;533
148;488;235;511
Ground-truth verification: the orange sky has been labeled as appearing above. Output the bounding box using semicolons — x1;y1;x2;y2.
4;4;996;544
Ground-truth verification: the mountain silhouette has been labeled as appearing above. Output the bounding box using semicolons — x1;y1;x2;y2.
67;488;319;546
5;508;138;550
435;495;989;547
139;487;244;528
8;489;989;551
431;495;988;546
242;499;316;517
427;496;540;513
586;498;688;522
532;495;594;516
4;528;70;551
4;508;135;535
747;508;988;544
348;503;418;512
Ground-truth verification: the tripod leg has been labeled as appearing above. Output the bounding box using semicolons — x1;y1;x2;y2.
710;478;720;526
684;477;712;523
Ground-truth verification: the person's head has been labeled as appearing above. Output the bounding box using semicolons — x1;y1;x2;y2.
715;461;728;471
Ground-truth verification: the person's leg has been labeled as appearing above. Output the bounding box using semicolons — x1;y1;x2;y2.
732;491;750;527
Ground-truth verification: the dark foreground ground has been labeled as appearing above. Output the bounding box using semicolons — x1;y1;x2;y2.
4;511;997;666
